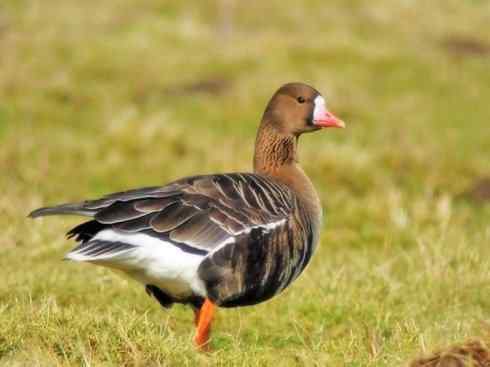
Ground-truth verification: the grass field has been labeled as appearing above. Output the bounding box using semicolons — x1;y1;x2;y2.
1;0;490;365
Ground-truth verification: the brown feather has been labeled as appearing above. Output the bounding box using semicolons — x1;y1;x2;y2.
170;212;229;248
134;197;181;212
150;203;199;232
95;201;148;224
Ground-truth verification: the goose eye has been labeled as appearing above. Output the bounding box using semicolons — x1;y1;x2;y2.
297;96;305;104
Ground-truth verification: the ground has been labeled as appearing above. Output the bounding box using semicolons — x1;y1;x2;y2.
1;0;490;366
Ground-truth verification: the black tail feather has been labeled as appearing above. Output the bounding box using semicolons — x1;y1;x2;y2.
67;220;107;242
145;285;174;308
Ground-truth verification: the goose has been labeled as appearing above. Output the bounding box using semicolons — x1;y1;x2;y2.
29;82;345;349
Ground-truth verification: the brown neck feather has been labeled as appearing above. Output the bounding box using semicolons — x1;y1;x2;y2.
253;120;322;223
253;122;298;174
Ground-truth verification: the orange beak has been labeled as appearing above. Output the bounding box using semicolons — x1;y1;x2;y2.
313;109;346;128
312;95;345;128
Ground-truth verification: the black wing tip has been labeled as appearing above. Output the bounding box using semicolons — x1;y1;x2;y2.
27;203;94;219
28;206;65;218
28;207;49;219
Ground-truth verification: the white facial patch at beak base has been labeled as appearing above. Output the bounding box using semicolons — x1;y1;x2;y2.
313;95;327;122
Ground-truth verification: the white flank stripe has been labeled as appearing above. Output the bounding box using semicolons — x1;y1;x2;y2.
66;230;208;299
209;218;286;255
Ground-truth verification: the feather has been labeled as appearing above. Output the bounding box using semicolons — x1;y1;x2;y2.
28;202;96;218
95;201;148;224
150;203;199;232
170;212;230;248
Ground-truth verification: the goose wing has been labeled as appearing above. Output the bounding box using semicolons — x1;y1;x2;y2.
30;173;294;256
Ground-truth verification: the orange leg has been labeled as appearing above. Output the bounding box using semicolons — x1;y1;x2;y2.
193;298;215;350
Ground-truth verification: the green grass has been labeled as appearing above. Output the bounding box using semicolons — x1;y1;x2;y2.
1;0;490;365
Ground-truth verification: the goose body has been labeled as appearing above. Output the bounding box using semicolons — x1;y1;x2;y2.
29;82;345;348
